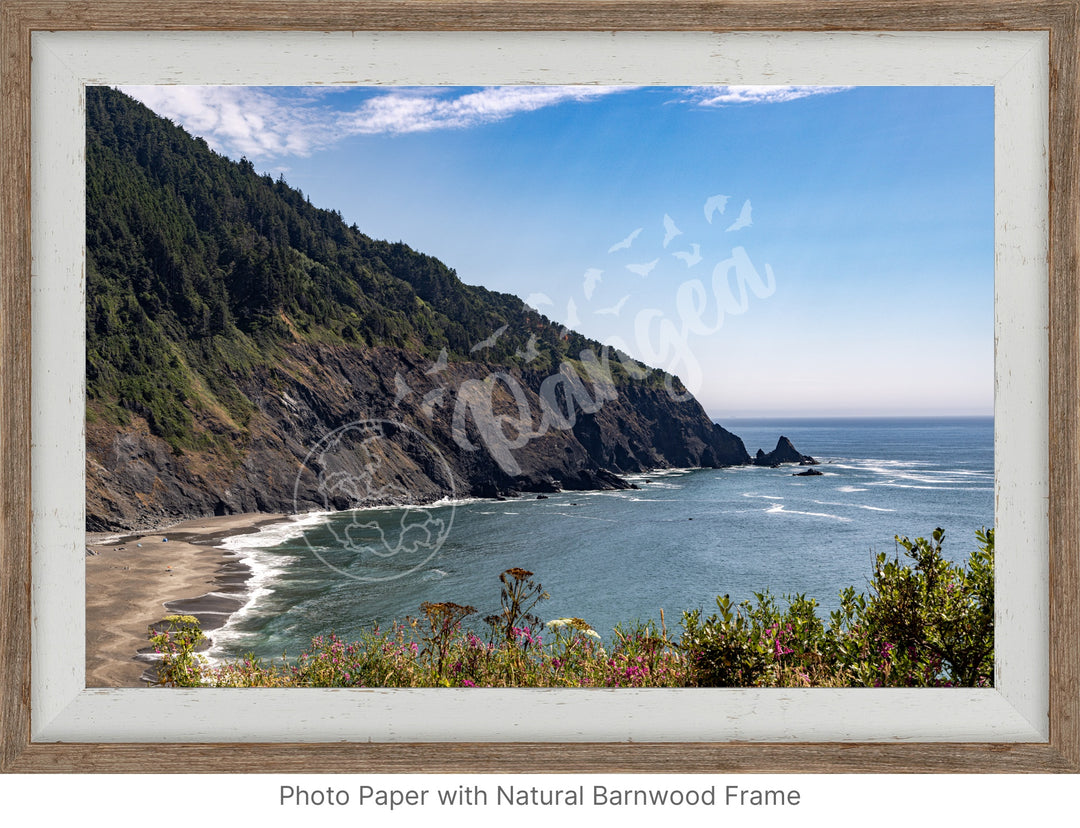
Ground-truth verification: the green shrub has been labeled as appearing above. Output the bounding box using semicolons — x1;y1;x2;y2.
149;528;994;689
148;614;206;686
831;527;994;687
678;528;994;688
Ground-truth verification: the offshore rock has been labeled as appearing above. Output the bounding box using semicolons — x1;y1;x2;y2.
753;436;816;467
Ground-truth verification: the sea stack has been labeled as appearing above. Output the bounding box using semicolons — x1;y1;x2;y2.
753;436;817;467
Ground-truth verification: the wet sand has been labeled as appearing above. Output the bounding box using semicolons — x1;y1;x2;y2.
85;512;287;687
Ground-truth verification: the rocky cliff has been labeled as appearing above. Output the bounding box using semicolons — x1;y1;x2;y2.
87;341;754;530
84;86;777;531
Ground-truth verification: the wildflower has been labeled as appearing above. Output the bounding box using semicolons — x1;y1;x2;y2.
547;617;591;631
514;626;542;647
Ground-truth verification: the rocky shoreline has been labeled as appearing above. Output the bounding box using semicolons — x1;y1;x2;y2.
87;344;794;532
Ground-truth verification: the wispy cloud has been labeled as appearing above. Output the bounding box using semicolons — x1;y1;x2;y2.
681;85;854;107
118;86;332;160
118;85;622;162
341;86;620;135
118;84;854;163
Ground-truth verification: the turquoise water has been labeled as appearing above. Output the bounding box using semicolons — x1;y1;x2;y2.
211;417;993;660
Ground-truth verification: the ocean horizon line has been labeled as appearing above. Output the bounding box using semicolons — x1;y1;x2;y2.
717;414;994;424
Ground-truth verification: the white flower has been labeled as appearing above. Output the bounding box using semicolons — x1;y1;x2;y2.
547;616;592;630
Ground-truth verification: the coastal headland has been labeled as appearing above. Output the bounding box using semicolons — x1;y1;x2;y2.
82;86;813;686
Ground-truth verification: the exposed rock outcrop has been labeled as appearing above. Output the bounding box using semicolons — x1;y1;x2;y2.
753;436;816;467
86;343;757;530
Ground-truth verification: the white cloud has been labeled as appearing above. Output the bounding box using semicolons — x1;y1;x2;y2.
342;86;620;135
116;84;853;164
118;85;623;162
683;85;853;106
118;86;340;160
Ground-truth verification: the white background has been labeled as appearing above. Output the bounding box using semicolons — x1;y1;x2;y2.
2;773;1079;825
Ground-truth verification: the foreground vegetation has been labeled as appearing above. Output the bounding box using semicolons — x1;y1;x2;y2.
151;528;994;688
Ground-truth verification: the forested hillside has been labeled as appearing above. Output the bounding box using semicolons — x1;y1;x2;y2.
85;86;753;530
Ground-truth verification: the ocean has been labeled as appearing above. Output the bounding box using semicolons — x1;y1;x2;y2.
209;416;994;661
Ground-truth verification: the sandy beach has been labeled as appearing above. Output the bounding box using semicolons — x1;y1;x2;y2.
85;512;288;687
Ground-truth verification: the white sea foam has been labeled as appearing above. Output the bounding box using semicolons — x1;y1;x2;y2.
633;480;681;490
765;504;851;522
885;473;989;485
321;496;478;518
217;511;329;552
837;486;867;493
868;482;994;492
627;467;695;480
205;514;324;660
832;459;991;484
741;493;783;500
813;499;895;513
429;496;481;507
831;458;931;469
552;511;617;522
828;456;993;491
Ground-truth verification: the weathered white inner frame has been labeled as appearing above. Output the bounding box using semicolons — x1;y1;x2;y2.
29;30;1049;743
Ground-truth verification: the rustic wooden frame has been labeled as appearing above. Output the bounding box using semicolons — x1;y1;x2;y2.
2;0;1077;773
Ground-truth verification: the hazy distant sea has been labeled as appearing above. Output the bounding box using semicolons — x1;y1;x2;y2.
208;416;993;661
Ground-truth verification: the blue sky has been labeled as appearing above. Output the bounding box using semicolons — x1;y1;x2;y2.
121;84;994;419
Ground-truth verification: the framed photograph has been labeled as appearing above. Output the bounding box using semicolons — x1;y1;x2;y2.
2;1;1078;773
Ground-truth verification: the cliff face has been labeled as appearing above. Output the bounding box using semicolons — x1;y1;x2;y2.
86;342;750;530
84;86;763;531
